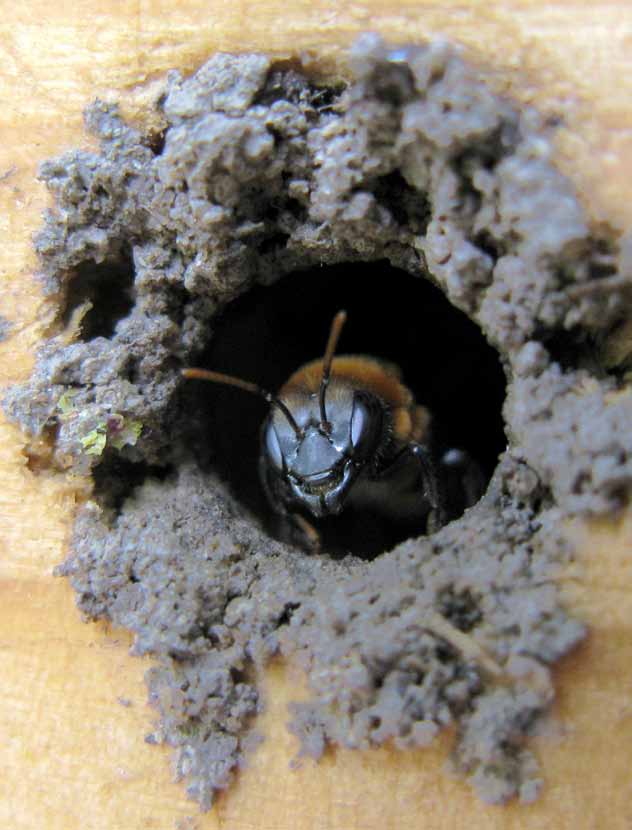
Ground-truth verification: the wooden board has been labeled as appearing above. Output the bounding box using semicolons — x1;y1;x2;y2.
1;2;631;828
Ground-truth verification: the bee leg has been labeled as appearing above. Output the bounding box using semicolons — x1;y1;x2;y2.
408;443;447;532
376;442;447;532
259;453;321;552
262;501;322;552
291;514;321;553
263;498;321;552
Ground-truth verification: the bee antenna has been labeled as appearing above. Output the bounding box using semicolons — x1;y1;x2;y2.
181;368;302;437
319;310;347;430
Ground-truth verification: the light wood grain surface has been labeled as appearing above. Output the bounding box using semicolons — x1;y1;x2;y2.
1;2;631;828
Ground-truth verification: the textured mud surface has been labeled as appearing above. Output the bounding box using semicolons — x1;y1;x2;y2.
6;35;632;808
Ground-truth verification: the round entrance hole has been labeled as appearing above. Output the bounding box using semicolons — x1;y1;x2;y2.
182;261;507;558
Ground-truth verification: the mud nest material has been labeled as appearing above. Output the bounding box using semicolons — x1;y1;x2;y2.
6;34;632;809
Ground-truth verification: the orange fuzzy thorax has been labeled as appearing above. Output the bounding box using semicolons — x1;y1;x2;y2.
280;355;431;443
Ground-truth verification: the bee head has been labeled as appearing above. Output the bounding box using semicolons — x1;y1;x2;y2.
263;386;383;517
181;310;383;517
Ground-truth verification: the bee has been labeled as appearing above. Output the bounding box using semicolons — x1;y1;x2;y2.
182;311;483;551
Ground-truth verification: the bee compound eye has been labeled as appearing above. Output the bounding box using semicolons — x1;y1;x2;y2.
350;394;382;460
350;398;369;450
265;424;284;468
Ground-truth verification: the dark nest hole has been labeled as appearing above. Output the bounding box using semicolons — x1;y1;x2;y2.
180;261;507;558
92;456;173;515
60;247;135;340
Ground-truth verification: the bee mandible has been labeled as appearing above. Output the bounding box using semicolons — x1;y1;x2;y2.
182;311;483;551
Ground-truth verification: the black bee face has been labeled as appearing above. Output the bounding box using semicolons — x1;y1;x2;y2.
182;310;460;553
262;386;383;517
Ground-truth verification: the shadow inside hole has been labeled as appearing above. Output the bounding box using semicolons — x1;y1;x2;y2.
182;261;507;559
92;455;173;517
61;248;135;340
